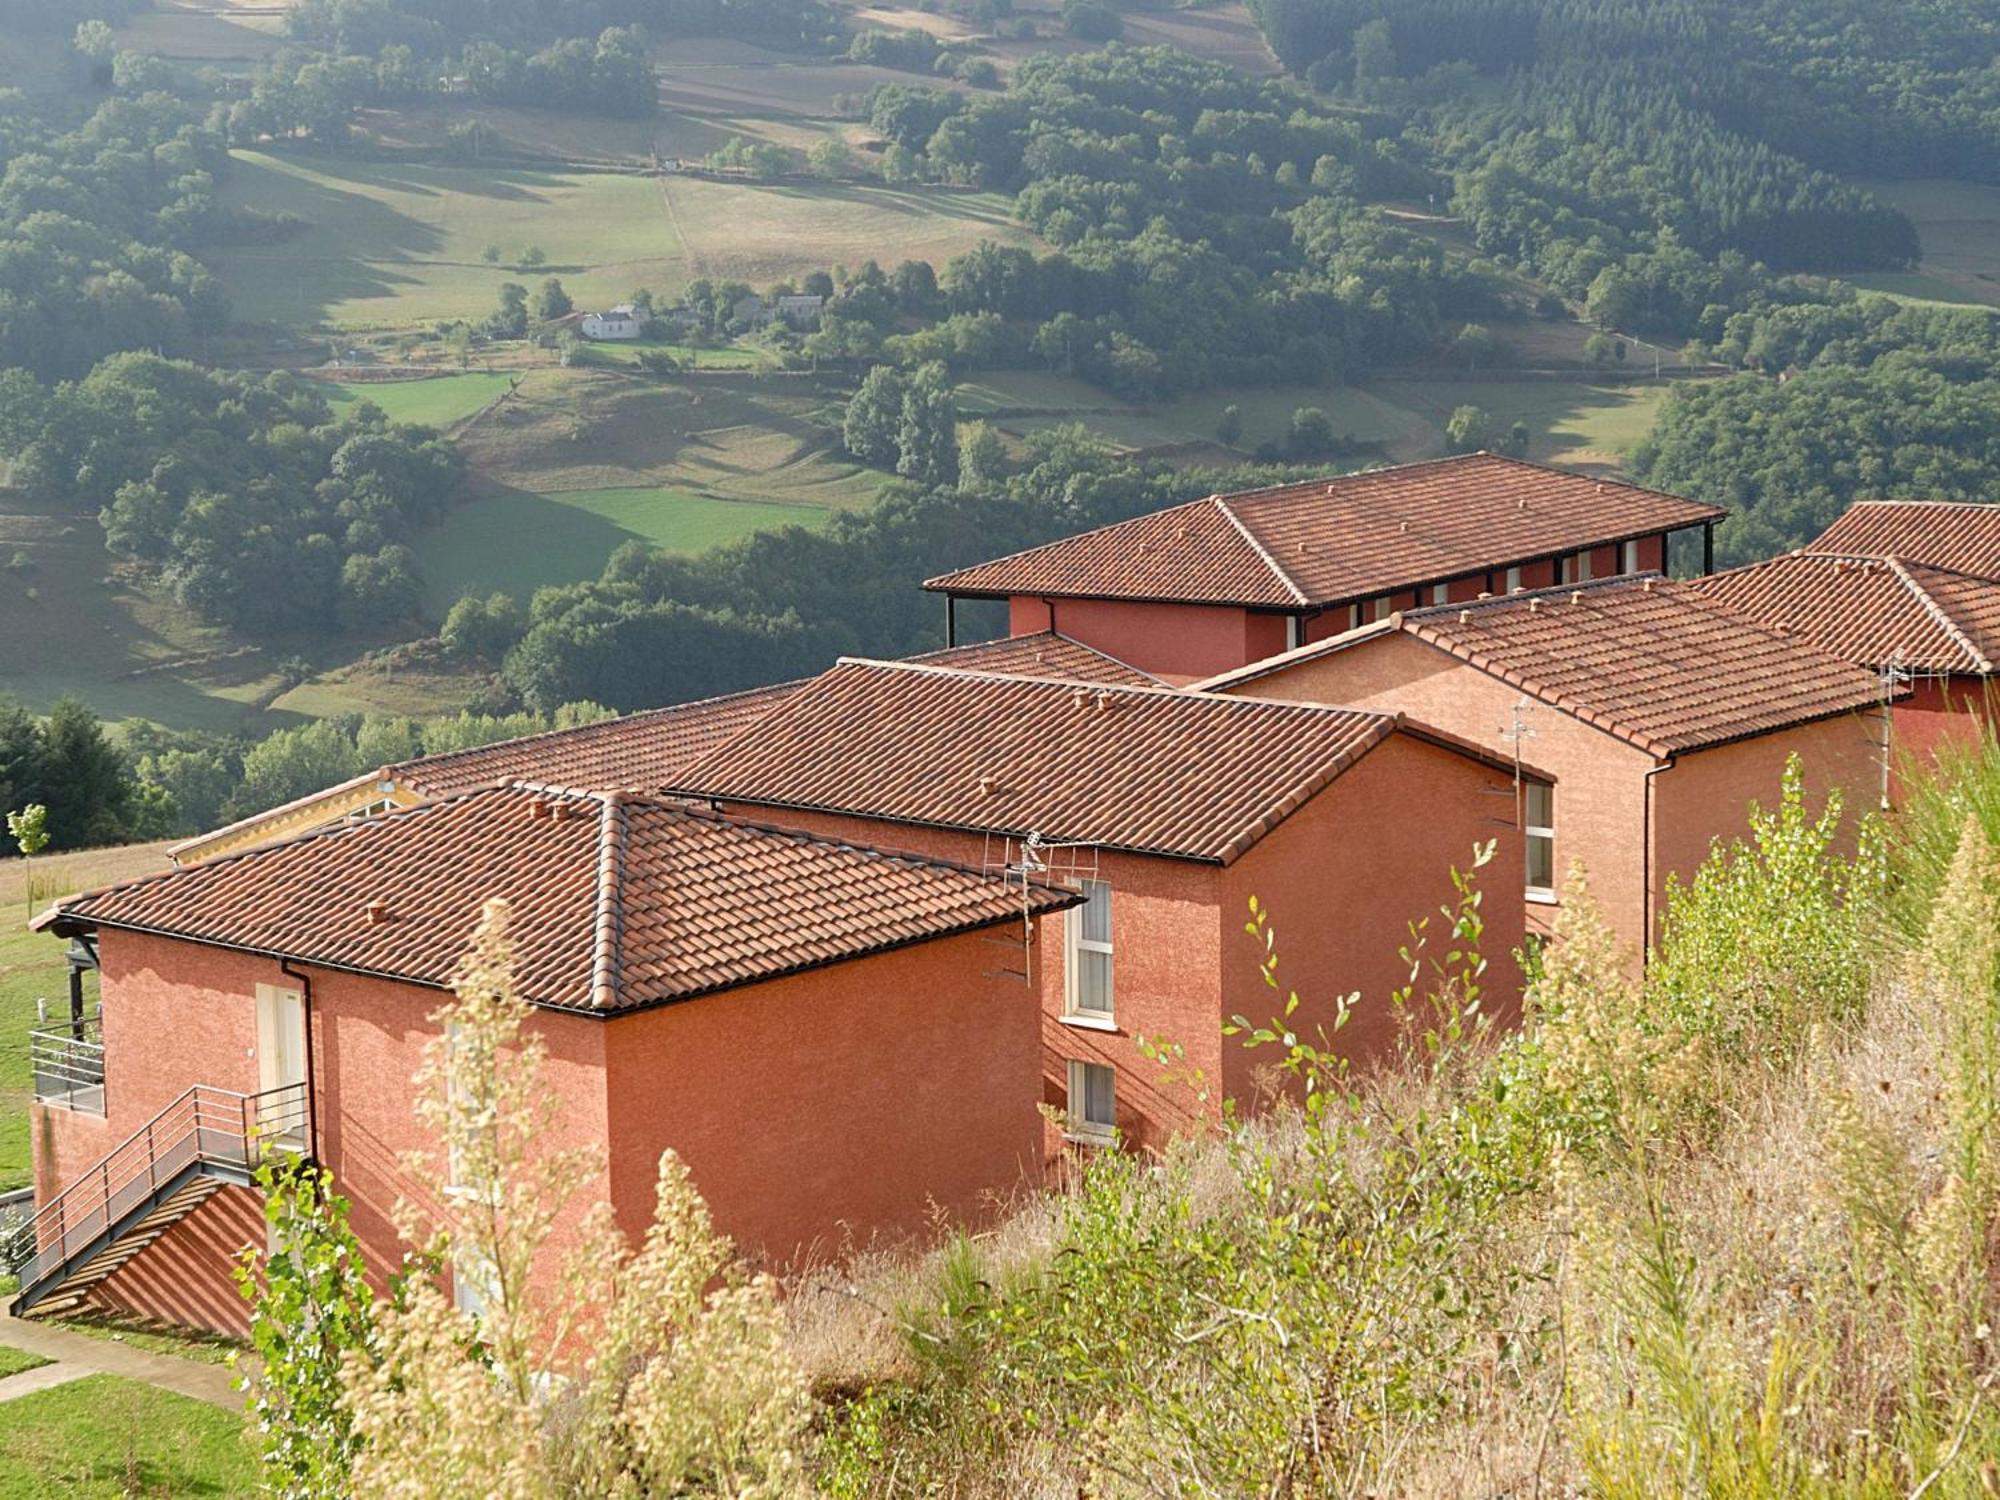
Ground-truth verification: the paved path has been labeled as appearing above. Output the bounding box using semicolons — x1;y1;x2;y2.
0;1309;239;1409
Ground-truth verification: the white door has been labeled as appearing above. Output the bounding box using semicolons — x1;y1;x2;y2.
254;985;306;1147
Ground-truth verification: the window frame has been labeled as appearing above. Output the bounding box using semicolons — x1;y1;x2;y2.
1062;878;1115;1029
1622;538;1641;574
1429;582;1449;605
1504;565;1523;593
1524;780;1556;903
1065;1058;1117;1145
1560;551;1594;584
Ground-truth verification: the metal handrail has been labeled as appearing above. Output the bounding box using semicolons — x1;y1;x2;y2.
30;1018;106;1113
1;1081;307;1287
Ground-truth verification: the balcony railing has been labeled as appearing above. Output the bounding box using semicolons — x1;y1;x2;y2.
31;1017;105;1116
2;1082;308;1291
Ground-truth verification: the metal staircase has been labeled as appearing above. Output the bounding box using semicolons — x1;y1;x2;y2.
3;1083;307;1318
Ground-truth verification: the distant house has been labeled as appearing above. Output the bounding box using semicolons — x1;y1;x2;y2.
579;303;644;340
731;294;771;329
660;305;703;331
925;453;1728;684
1197;575;1895;964
775;293;824;329
19;787;1078;1333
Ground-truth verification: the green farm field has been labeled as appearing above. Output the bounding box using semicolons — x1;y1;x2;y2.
977;375;1673;470
1848;179;2000;310
414;485;833;610
315;372;518;427
209;152;683;329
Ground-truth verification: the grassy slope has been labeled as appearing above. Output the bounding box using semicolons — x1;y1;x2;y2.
210;151;687;329
0;1374;253;1498
1848;177;2000;310
414;485;832;610
315;372;519;427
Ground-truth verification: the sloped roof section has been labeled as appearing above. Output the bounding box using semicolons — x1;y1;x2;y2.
669;658;1399;863
1693;553;2000;675
44;786;1077;1013
1811;501;2000;581
399;681;808;798
1393;576;1891;756
905;631;1161;685
925;454;1724;608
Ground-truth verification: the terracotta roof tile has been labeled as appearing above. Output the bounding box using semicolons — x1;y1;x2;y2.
668;658;1399;863
1203;576;1892;757
904;631;1160;685
399;680;808;798
1693;553;2000;675
45;786;1078;1012
926;454;1725;608
1811;501;2000;580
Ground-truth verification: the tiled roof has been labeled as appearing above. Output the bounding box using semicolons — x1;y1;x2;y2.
398;680;807;798
1202;576;1892;758
905;631;1159;685
925;454;1725;608
1693;553;2000;675
45;786;1078;1013
669;658;1399;863
1811;501;2000;580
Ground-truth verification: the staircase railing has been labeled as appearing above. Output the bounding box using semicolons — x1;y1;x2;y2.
30;1016;106;1116
1;1082;307;1292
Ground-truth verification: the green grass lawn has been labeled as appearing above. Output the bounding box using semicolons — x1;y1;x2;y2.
580;340;774;372
412;485;834;610
1849;178;2000;310
0;1374;254;1498
0;1346;50;1381
1373;380;1672;465
314;372;518;428
208;151;686;329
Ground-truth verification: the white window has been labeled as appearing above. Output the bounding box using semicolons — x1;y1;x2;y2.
1346;603;1361;631
1369;595;1392;622
453;1249;497;1322
1524;781;1556;901
1286;615;1304;651
1066;1059;1116;1144
1622;539;1641;574
1505;566;1523;592
1430;583;1448;605
1561;551;1594;584
1064;879;1114;1025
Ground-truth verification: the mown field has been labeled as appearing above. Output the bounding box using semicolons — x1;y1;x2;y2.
1848;178;2000;310
209;152;684;330
315;372;519;427
962;370;1674;470
414;485;833;610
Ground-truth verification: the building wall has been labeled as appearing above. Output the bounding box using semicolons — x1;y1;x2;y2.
700;805;1228;1157
1649;710;1886;932
1220;633;1888;962
709;733;1522;1149
1217;732;1528;1106
601;926;1045;1267
1214;633;1659;958
1006;596;1285;684
31;932;611;1334
1893;675;1995;777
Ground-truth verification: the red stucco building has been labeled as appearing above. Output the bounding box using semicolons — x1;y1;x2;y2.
926;454;1726;684
18;788;1078;1333
1197;576;1893;964
1693;502;2000;773
663;657;1531;1153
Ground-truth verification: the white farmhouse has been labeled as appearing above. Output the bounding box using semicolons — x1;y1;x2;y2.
580;303;645;340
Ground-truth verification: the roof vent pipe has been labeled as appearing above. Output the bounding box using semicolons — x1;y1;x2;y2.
366;899;389;925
